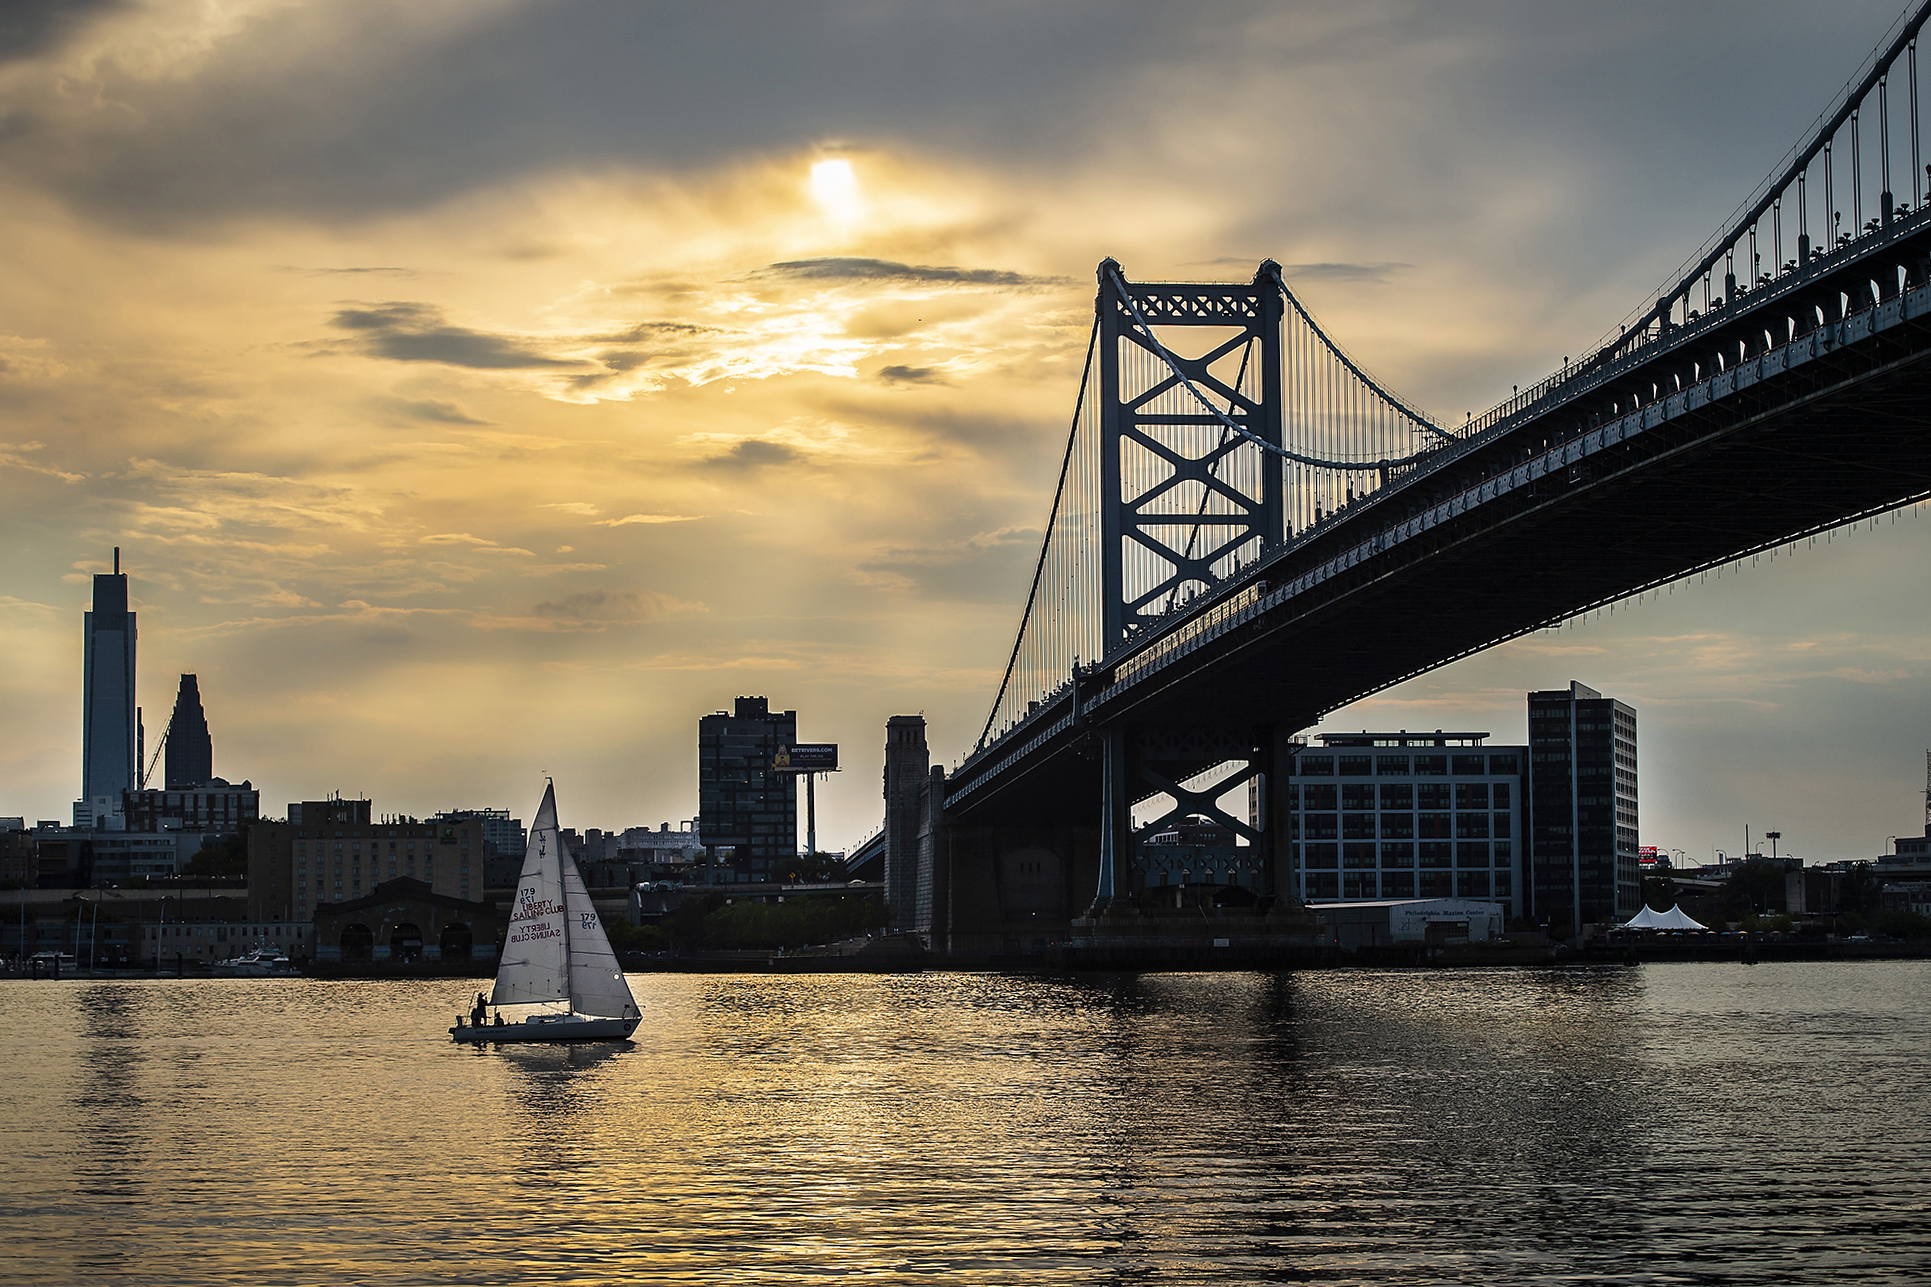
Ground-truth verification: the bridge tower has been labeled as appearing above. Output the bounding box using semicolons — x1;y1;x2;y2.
1087;261;1293;931
1095;258;1287;647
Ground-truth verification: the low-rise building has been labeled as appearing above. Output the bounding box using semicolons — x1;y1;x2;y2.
142;919;314;963
1309;897;1507;949
122;779;260;834
1288;731;1527;919
88;831;201;883
310;878;504;963
247;797;486;924
1;827;33;887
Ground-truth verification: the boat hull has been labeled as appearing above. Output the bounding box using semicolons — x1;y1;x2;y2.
449;1014;640;1044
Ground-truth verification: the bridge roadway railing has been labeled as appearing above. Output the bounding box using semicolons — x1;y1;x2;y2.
946;219;1931;812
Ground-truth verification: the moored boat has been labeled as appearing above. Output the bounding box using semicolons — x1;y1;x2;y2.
211;947;299;977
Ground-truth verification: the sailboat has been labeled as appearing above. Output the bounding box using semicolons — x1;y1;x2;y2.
450;782;642;1044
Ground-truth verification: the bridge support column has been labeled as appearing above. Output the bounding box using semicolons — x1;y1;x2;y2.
1266;724;1300;903
1068;724;1319;965
1093;726;1129;908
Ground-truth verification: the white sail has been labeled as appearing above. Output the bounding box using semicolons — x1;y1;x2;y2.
561;843;640;1019
491;783;570;1008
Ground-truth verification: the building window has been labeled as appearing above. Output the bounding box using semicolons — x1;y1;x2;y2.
1338;756;1371;777
1419;842;1451;868
1493;782;1511;809
1376;755;1410;776
1383;871;1415;898
1418;813;1451;839
1342;843;1375;869
1455;783;1490;810
1306;872;1339;899
1452;755;1485;776
1457;871;1492;898
1342;813;1376;840
1455;814;1490;839
1456;842;1490;867
1303;843;1339;869
1380;813;1414;839
1379;842;1413;866
1493;814;1511;839
1342;872;1376;898
1379;784;1412;809
1299;756;1334;776
1414;755;1447;776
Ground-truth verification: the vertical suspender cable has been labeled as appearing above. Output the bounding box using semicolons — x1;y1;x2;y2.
1827;139;1837;248
1914;39;1923;207
1853;108;1863;232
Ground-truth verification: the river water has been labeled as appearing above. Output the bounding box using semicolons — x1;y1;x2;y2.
1;963;1926;1285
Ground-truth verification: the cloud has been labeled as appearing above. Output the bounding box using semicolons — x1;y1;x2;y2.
307;266;417;277
417;533;533;555
331;303;589;370
0;440;84;483
1282;261;1411;284
0;0;124;65
760;257;1045;286
878;365;947;385
594;513;701;526
857;526;1042;602
392;397;487;424
1183;258;1411;285
527;588;701;625
0;1;1238;227
697;439;805;471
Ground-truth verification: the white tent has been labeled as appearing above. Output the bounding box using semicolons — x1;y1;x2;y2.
1652;904;1706;930
1622;903;1707;930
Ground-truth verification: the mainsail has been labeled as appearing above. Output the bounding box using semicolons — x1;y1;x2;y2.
561;843;640;1019
488;781;639;1021
491;784;570;1008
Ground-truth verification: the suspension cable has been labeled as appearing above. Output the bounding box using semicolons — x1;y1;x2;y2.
1260;262;1452;441
975;316;1100;752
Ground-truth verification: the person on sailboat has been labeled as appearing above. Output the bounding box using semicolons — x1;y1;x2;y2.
471;993;488;1027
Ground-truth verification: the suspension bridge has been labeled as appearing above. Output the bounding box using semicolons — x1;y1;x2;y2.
882;1;1931;958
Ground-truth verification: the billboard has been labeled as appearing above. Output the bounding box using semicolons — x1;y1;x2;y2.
773;743;838;773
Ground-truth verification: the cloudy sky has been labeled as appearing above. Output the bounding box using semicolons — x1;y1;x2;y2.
2;0;1927;863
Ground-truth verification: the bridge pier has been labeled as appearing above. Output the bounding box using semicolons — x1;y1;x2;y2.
1069;721;1318;967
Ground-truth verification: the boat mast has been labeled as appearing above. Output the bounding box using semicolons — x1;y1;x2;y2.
555;783;573;1013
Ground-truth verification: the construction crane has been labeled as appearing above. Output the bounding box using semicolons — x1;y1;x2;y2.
140;709;172;790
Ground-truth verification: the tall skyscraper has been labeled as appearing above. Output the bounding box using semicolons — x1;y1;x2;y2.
697;696;797;879
164;674;213;789
80;548;137;824
1527;681;1639;931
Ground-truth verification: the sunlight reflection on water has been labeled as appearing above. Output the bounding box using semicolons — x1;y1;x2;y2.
2;963;1927;1284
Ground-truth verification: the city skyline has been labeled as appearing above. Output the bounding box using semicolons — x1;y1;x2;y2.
5;1;1931;861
